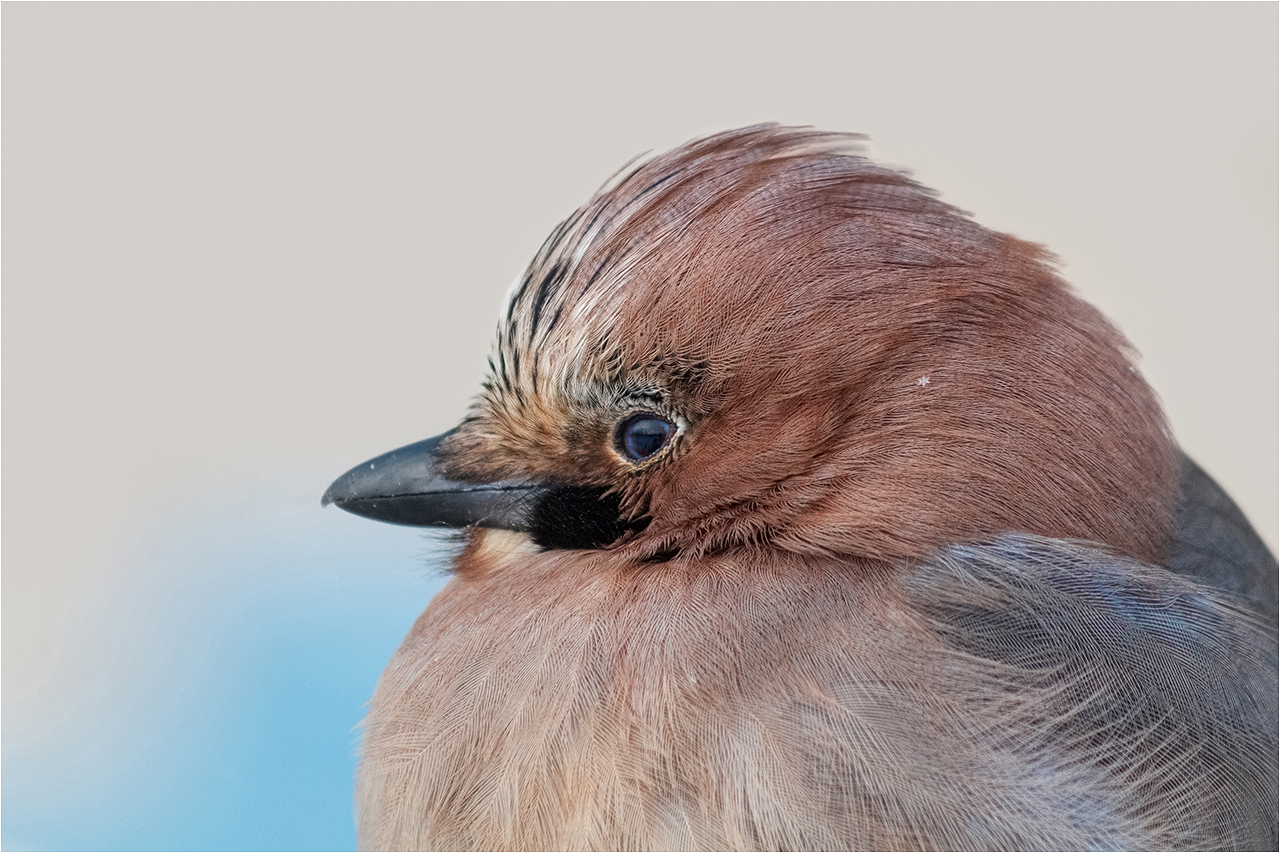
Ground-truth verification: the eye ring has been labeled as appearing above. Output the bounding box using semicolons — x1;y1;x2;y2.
614;412;677;463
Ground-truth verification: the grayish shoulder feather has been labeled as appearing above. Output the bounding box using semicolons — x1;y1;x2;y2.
1166;453;1278;624
910;533;1278;850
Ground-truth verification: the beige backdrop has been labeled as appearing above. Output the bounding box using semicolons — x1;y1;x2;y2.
5;3;1276;719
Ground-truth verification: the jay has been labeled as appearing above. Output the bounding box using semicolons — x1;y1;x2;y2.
325;126;1278;851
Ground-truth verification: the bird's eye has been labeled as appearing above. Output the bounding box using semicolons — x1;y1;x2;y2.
615;412;676;462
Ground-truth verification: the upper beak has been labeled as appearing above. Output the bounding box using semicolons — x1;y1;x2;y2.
322;430;544;530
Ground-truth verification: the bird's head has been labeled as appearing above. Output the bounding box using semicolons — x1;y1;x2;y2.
325;125;1179;565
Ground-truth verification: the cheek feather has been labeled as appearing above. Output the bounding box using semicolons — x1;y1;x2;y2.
456;528;541;579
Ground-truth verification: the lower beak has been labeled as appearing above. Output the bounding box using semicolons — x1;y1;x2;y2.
321;430;543;530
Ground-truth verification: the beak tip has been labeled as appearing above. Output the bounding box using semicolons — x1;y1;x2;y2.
321;475;352;509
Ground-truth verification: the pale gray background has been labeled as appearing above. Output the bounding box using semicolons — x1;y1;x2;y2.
4;4;1276;849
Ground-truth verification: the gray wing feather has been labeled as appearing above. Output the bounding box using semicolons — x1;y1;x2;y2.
1167;453;1278;625
909;534;1278;850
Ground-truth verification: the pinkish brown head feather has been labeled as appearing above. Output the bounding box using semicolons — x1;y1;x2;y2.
446;125;1178;564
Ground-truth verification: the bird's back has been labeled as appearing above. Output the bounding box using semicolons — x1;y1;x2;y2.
1167;454;1279;625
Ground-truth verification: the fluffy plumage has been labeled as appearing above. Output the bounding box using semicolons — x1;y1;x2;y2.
327;125;1277;850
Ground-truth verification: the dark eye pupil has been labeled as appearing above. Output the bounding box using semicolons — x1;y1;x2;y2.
616;414;675;461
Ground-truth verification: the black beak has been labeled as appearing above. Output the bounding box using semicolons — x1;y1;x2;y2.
322;430;543;531
323;429;642;549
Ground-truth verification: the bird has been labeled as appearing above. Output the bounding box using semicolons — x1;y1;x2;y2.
323;125;1278;851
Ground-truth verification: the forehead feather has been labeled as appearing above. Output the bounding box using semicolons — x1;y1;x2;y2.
490;124;998;404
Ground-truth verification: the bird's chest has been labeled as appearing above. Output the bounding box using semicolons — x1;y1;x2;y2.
356;554;971;849
352;548;1189;851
